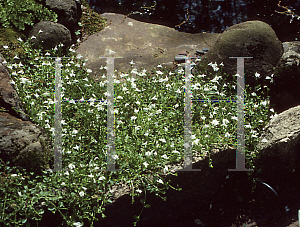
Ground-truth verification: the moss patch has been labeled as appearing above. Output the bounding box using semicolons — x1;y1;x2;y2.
0;26;27;59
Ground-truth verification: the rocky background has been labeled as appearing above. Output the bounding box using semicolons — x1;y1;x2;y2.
1;0;300;226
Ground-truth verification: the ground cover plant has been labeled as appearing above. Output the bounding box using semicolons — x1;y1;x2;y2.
0;32;277;226
0;0;279;225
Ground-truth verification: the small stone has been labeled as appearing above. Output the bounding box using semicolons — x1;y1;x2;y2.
175;55;187;62
202;48;209;52
196;50;206;55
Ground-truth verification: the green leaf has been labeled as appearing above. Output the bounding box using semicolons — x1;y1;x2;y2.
144;204;151;208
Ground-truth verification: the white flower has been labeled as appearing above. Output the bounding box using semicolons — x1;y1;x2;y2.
265;76;271;80
208;62;219;71
130;60;135;64
68;163;75;170
255;72;260;78
156;109;162;114
19;77;29;83
143;162;149;168
161;154;169;159
73;222;83;227
145;151;152;156
112;155;119;160
72;129;78;134
222;119;229;126
3;45;8;49
157;179;164;184
31;36;36;39
261;100;268;106
38;30;43;33
99;176;105;181
225;132;231;138
159;138;166;143
211;119;219;126
231;116;238;121
131;116;137;121
73;145;80;150
136;189;142;194
79;191;85;197
192;139;200;145
261;138;268;143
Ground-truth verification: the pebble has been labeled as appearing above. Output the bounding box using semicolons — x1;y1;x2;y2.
196;48;209;55
196;50;206;55
175;55;188;62
175;48;209;63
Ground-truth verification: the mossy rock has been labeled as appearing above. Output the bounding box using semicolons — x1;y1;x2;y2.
0;26;27;59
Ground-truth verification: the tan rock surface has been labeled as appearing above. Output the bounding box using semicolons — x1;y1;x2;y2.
75;13;221;83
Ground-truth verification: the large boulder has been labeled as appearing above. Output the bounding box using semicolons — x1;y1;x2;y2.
0;112;53;175
254;105;300;191
26;0;83;52
75;12;220;83
44;0;82;33
0;53;53;174
268;41;300;114
199;20;284;89
0;54;30;122
27;21;72;52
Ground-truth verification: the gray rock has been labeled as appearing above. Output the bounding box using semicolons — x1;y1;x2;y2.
268;41;300;114
0;55;53;174
28;21;72;51
175;55;187;62
255;105;300;190
25;0;82;52
45;0;82;32
75;12;219;81
281;41;300;66
196;50;206;55
0;112;53;174
0;53;30;122
200;20;283;89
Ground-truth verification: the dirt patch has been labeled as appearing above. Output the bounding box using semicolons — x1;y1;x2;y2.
75;13;220;83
